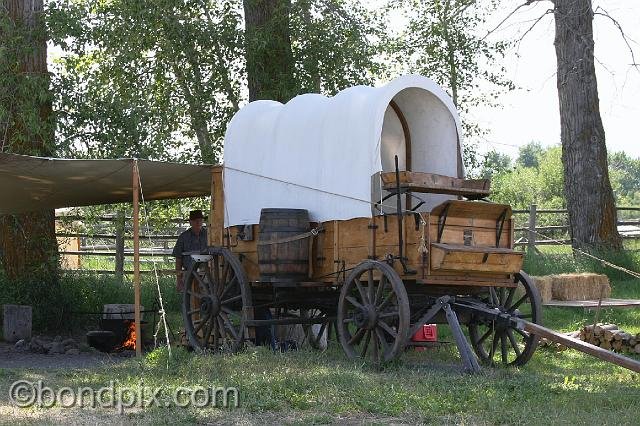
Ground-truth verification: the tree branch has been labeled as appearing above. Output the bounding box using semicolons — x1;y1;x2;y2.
593;6;640;72
482;0;548;41
515;8;554;47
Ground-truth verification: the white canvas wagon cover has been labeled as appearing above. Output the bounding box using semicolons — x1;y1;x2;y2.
223;75;464;226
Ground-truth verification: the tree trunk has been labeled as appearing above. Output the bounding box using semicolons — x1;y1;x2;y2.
243;0;298;102
553;0;622;251
0;0;59;280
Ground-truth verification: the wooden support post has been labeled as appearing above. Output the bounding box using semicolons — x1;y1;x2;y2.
528;204;537;252
132;160;142;357
211;167;224;246
114;210;125;284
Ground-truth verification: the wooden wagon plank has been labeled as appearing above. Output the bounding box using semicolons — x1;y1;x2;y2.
380;171;490;198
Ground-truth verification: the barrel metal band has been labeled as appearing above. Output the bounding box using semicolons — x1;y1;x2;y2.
256;225;324;246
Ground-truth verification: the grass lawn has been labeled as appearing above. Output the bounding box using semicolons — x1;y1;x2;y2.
1;280;639;424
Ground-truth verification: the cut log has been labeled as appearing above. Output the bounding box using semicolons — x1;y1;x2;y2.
594;324;617;335
604;329;619;341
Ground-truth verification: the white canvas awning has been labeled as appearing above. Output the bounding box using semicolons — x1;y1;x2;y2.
223;74;464;226
0;153;213;214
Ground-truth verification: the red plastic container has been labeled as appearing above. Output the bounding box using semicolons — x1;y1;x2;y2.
411;324;437;351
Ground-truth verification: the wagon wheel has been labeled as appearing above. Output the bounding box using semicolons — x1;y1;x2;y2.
301;309;333;350
337;260;410;363
468;271;542;366
182;247;251;353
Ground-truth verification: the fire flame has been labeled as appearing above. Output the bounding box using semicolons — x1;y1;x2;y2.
118;320;136;351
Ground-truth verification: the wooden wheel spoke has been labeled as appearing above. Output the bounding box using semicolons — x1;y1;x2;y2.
489;332;500;362
377;320;397;338
216;316;227;341
221;313;240;340
202;316;214;345
378;310;398;319
510;294;528;312
193;272;212;296
360;330;372;358
219;263;231;294
514;328;530;339
211;317;219;348
193;314;210;335
489;287;499;306
221;305;240;317
375;327;389;358
500;334;509;364
377;291;395;310
371;330;379;363
374;275;387;305
220;276;238;299
348;327;366;345
185;288;206;299
354;280;369;304
504;287;515;310
506;329;522;358
367;270;375;304
345;296;365;310
316;322;328;340
221;294;242;305
478;328;493;345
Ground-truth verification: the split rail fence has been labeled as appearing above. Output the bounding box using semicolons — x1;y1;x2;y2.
513;205;640;251
56;206;640;276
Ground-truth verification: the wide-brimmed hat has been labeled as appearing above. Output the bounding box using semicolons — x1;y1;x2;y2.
189;210;204;220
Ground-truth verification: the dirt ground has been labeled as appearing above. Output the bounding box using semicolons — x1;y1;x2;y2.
0;342;125;369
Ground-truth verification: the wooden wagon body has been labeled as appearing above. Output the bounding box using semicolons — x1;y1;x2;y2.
182;76;542;371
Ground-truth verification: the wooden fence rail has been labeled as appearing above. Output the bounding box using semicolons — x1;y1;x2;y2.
511;205;640;250
57;206;640;275
56;215;186;277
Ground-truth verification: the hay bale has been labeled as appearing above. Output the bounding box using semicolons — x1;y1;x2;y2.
532;276;554;303
550;273;611;301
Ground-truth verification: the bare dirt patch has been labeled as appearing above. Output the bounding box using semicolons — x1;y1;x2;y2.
0;342;125;369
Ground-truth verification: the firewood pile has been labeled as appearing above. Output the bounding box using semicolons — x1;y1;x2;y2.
539;323;640;354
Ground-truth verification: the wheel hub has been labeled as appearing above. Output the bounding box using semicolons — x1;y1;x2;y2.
200;296;221;318
353;304;378;330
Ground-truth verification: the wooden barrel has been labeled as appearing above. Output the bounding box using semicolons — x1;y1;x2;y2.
258;208;310;282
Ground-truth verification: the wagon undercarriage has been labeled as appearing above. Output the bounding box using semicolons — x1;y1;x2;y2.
181;246;542;373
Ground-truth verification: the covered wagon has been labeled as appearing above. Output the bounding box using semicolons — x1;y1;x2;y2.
182;75;542;371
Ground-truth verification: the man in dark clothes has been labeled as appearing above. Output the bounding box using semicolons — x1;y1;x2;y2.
172;210;208;292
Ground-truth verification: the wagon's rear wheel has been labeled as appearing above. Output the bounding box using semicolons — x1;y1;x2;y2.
302;309;333;350
182;247;251;352
337;260;410;363
468;271;542;366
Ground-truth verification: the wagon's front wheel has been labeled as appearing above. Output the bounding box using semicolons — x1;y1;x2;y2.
182;247;252;353
468;271;542;366
337;260;410;363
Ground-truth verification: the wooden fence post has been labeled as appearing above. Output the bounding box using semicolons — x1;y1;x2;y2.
528;204;537;252
115;210;125;283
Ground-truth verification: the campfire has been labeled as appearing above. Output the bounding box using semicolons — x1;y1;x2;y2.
116;320;137;351
85;304;146;353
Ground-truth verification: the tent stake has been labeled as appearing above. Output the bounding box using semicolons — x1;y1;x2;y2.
132;159;142;357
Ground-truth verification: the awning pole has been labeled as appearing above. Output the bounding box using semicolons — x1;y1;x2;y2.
132;159;142;357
